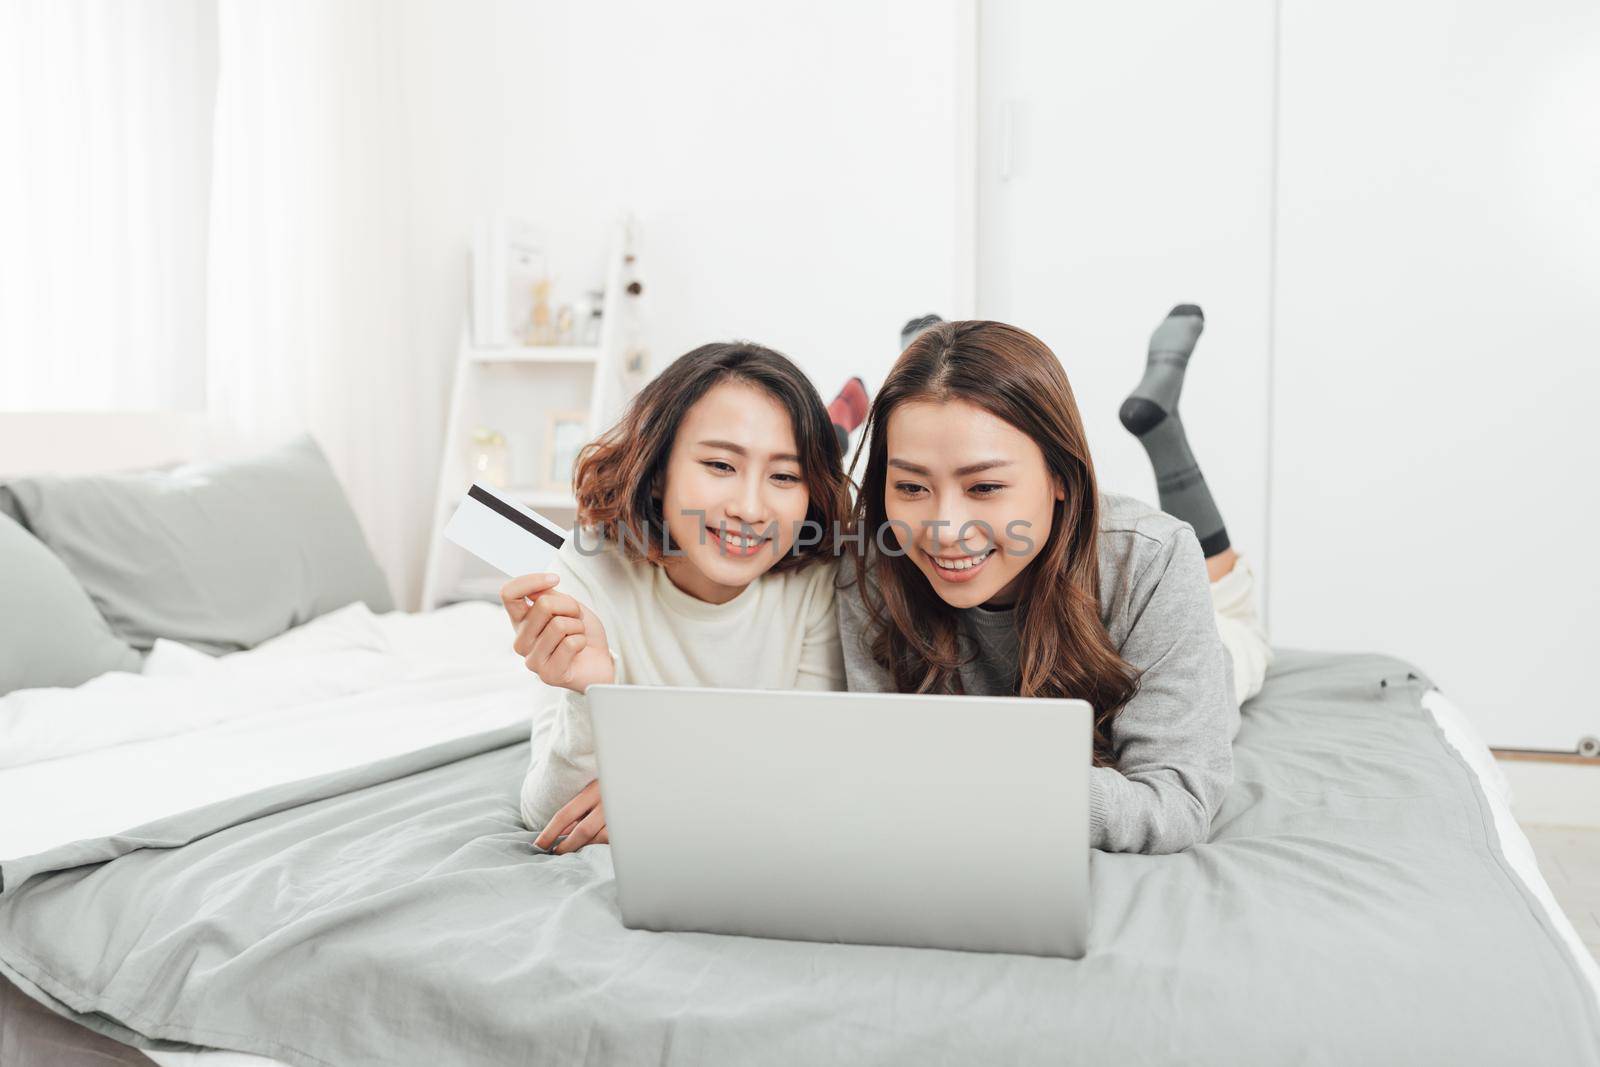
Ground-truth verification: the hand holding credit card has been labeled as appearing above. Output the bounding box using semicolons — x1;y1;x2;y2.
443;482;568;577
451;481;616;698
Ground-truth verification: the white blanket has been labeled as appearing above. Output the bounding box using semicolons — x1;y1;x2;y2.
0;602;537;859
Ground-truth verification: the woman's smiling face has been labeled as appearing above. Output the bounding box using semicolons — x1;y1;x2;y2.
882;397;1063;610
658;379;813;604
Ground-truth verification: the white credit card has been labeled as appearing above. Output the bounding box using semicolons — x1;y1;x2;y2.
443;482;568;578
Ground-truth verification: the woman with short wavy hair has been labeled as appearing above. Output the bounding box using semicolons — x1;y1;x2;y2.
505;341;851;852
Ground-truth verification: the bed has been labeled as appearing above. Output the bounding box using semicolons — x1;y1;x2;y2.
1;599;1598;1066
2;434;1598;1065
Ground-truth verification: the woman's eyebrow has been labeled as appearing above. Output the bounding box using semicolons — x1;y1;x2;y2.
889;458;1012;476
698;439;801;463
955;459;1013;476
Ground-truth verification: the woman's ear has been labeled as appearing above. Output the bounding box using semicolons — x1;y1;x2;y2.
1052;474;1067;502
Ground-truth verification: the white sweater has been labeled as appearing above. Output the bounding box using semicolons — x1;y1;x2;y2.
518;534;846;831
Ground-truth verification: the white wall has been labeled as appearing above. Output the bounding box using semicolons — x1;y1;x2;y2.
488;3;966;397
1269;0;1600;749
975;0;1277;584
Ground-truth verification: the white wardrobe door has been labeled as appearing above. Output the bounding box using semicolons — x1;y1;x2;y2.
976;0;1277;563
1271;0;1600;747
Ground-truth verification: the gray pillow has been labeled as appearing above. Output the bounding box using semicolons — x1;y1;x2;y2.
0;512;143;695
0;434;394;655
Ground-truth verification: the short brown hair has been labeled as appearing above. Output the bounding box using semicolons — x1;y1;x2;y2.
573;341;851;572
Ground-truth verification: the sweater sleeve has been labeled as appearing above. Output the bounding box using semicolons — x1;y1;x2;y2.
517;546;613;833
1091;525;1235;854
520;690;595;833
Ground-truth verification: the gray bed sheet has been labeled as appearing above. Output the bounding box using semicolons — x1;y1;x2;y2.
1;650;1597;1067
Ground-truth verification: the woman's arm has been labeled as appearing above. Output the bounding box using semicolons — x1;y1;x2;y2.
1093;525;1235;854
519;686;598;833
509;548;619;833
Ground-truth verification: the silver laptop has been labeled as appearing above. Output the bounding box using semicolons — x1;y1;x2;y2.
587;684;1091;958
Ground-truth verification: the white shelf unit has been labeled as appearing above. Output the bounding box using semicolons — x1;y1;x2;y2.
420;225;631;610
467;345;602;365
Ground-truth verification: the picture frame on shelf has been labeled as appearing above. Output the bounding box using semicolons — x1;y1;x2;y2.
541;410;588;493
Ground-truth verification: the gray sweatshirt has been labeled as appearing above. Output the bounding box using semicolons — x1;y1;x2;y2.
837;492;1237;854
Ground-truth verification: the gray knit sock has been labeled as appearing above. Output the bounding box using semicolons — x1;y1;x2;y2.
901;313;944;351
1118;304;1230;557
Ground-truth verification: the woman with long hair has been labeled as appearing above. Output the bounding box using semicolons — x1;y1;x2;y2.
839;318;1270;854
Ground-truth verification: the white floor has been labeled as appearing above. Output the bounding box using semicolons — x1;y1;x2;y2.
1522;823;1600;964
1499;759;1600;829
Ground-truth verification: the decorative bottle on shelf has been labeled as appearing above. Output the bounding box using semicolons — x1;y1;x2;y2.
526;279;553;346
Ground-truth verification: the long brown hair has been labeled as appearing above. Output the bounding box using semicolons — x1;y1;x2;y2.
849;320;1139;764
574;341;851;572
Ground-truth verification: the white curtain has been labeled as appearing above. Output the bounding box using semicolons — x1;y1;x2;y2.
0;0;217;411
206;0;435;607
2;0;444;605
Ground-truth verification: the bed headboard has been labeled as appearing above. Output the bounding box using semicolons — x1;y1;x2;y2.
0;412;212;479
